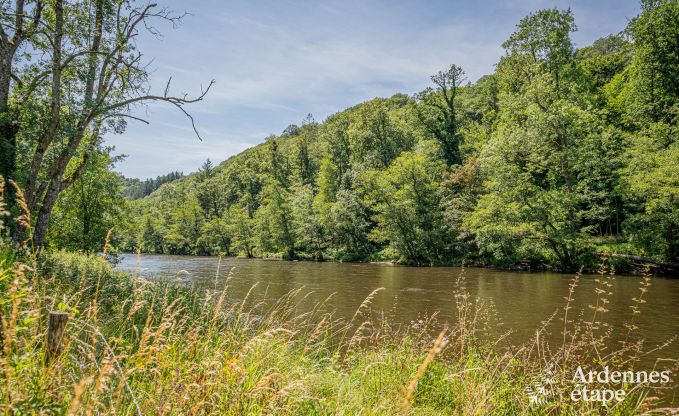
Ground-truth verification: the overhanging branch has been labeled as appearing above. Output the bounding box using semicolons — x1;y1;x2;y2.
102;79;215;140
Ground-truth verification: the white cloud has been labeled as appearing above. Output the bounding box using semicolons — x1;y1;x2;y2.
109;0;640;178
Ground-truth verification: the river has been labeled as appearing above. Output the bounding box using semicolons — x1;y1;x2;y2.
116;254;679;400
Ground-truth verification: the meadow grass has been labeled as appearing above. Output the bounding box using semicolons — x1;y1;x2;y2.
0;245;677;415
1;177;676;415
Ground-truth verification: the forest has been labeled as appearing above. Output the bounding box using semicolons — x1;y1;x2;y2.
1;1;678;414
93;4;679;271
1;1;677;272
123;171;184;200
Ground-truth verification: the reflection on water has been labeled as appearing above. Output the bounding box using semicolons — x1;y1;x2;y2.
116;254;679;384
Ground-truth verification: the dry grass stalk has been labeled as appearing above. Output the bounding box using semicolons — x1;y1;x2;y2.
0;182;676;416
400;328;448;415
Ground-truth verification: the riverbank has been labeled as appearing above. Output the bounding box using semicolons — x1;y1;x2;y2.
1;248;676;414
121;250;679;277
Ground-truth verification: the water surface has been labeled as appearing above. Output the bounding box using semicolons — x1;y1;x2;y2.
117;254;679;397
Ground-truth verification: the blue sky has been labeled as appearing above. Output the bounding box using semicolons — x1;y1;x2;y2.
109;0;641;179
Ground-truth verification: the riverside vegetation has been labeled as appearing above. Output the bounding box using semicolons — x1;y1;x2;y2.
1;187;678;414
1;0;679;414
2;1;676;271
97;2;677;272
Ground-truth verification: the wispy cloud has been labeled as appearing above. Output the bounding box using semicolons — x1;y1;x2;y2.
107;0;640;179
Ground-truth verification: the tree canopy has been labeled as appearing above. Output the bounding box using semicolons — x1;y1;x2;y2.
3;1;677;270
117;2;679;271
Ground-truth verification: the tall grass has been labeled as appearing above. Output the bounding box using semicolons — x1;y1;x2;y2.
0;183;677;414
1;248;676;415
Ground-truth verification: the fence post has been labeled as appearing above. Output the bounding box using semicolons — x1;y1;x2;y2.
46;310;69;365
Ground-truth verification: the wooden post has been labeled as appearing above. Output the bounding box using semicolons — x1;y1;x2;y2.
45;310;69;365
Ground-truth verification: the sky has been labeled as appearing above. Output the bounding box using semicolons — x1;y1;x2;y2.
108;0;642;179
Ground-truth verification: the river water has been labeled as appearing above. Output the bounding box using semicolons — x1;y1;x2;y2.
116;254;679;399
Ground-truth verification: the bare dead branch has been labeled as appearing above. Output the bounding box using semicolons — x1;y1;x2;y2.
164;76;172;97
106;113;150;125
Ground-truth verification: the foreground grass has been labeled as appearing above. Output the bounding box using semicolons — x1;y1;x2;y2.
0;247;676;415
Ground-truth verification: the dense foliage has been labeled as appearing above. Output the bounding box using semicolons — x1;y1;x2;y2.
120;2;679;270
123;171;184;200
0;2;677;413
46;148;127;252
0;0;209;248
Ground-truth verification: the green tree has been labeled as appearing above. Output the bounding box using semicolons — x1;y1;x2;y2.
294;117;317;186
361;143;449;264
255;183;296;259
124;171;184;199
165;195;204;254
197;217;231;255
624;0;679;124
622;122;679;261
290;184;325;259
316;155;340;205
319;189;373;261
0;1;42;213
196;161;226;220
441;156;484;262
576;34;631;89
47;149;127;252
136;213;166;253
614;0;679;261
467;8;616;269
227;206;257;258
415;64;466;165
322;116;352;185
3;0;210;247
347;98;414;169
267;139;290;188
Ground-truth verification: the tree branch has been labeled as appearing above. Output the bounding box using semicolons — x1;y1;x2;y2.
102;79;215;140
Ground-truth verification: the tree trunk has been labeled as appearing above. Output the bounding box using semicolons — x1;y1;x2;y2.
1;1;43;241
596;252;679;272
0;113;17;204
32;179;63;249
5;0;209;250
0;46;18;226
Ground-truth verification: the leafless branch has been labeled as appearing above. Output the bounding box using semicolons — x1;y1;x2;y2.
103;79;215;141
106;113;150;125
164;76;172;96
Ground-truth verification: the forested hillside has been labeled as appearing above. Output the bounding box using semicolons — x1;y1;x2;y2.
123;171;185;199
122;4;679;270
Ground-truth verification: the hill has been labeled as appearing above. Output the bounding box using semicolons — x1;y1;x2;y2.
121;8;679;271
